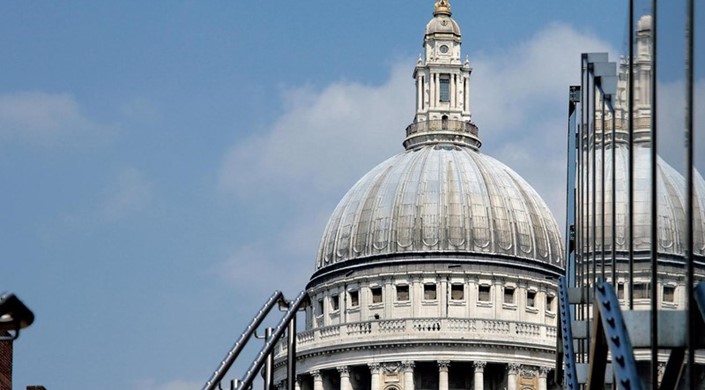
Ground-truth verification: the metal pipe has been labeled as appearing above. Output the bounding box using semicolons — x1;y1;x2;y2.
649;2;659;387
239;291;308;390
592;68;598;295
286;314;297;390
611;102;617;286
203;291;285;390
685;0;695;385
264;328;274;390
628;0;635;311
601;91;606;281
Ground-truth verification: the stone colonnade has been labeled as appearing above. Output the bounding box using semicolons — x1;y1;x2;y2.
280;361;552;390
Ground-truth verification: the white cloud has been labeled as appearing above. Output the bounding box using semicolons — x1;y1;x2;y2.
472;23;614;226
101;168;154;222
215;23;616;288
0;91;114;146
218;63;413;202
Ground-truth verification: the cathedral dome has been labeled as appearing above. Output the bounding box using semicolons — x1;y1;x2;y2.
594;142;705;260
314;143;564;276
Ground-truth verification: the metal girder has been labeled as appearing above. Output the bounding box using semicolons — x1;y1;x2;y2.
559;277;579;390
588;282;642;390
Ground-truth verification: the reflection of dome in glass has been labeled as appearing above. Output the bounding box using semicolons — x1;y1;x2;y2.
314;143;564;275
590;142;705;259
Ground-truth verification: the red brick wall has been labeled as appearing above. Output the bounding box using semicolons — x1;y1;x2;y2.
0;336;12;390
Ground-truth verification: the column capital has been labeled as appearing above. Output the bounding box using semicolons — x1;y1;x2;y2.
437;360;450;372
519;366;537;378
382;362;402;374
473;361;487;373
368;363;382;374
507;363;520;375
538;366;551;378
402;361;415;372
310;370;322;379
337;366;350;377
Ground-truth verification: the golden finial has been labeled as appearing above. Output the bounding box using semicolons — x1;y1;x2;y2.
434;0;452;16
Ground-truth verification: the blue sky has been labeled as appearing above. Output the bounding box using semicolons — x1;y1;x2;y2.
1;1;703;389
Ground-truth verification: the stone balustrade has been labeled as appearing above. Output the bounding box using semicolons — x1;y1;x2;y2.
276;317;555;357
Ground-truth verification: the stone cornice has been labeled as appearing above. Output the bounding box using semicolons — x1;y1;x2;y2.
272;339;555;369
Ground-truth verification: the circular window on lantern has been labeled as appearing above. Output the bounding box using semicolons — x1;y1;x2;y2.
439;45;449;54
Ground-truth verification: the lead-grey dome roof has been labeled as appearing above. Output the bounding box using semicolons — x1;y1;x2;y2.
590;142;705;259
315;144;564;272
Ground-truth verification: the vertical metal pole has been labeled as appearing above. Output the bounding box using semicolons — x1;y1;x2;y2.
592;72;598;292
685;0;696;385
628;0;635;311
612;103;618;291
567;86;580;288
649;2;659;388
601;89;607;281
286;315;297;390
264;328;274;390
579;57;588;362
587;65;594;361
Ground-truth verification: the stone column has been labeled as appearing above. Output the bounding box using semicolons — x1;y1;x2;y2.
338;366;351;390
294;375;302;390
312;370;323;390
506;363;519;390
430;73;435;107
415;74;419;111
473;361;486;390
360;280;369;320
369;363;381;390
439;277;447;317
411;276;421;317
402;361;415;390
438;361;450;390
384;278;393;319
538;367;550;390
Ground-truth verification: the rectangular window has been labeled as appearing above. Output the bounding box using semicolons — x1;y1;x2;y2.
396;285;409;301
478;285;491;302
331;295;339;311
617;283;625;299
546;295;555;311
451;284;464;300
424;284;437;300
633;283;650;299
504;287;515;304
371;287;383;304
527;291;536;307
439;74;450;102
349;290;359;307
317;299;324;315
663;286;675;303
